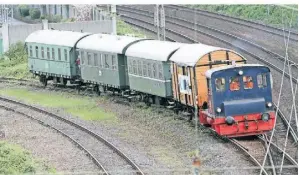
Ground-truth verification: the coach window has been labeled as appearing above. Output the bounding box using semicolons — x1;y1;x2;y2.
99;54;103;67
112;55;117;70
133;60;137;74
215;78;225;92
94;53;98;66
128;59;132;73
35;46;39;58
147;63;152;77
153;63;157;78
47;48;50;59
64;49;68;61
58;48;61;61
158;64;163;79
257;74;267;88
229;77;240;91
243;76;254;89
87;53;92;66
104;54;109;68
137;60;142;75
81;51;85;65
52;48;55;60
41;47;44;58
143;61;148;77
29;46;33;57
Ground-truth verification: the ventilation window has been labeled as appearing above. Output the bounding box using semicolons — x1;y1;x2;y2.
104;54;109;68
29;46;33;57
158;64;163;79
41;47;44;58
112;55;117;70
35;46;39;57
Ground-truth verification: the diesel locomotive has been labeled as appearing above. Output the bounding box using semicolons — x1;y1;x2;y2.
25;30;275;137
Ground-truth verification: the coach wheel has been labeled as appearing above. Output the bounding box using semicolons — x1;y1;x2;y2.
63;78;67;86
39;76;47;87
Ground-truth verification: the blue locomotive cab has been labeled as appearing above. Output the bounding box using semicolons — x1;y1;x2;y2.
202;64;275;137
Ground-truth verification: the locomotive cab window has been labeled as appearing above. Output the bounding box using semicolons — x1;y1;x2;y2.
229;77;240;91
215;78;225;92
243;76;254;89
257;74;267;88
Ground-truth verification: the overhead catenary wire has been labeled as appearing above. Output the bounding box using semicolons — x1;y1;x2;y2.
278;9;298;175
259;7;296;175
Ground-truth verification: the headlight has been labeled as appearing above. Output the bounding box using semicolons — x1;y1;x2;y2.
261;113;270;121
238;70;243;75
216;107;222;113
225;116;235;125
267;102;272;108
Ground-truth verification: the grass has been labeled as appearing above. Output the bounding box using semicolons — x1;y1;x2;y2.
0;88;115;121
187;4;298;29
117;18;146;38
0;141;40;174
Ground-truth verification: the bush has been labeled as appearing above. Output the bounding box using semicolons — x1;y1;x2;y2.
29;8;41;19
18;5;29;17
44;14;62;23
4;42;27;63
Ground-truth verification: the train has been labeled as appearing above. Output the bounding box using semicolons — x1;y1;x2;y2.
25;30;275;137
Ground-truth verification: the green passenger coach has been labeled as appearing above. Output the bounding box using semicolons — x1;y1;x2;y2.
125;40;185;101
25;30;90;86
76;34;144;93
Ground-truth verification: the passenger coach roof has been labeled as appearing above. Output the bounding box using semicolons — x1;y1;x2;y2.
76;34;143;54
25;30;90;47
125;40;185;61
205;64;267;78
170;44;245;66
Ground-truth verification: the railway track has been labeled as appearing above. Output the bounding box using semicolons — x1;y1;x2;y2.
116;6;298;84
2;77;298;174
166;5;298;42
0;95;144;175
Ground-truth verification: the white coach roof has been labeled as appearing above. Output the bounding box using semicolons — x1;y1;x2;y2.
125;40;185;61
205;64;266;78
170;44;245;66
25;30;90;47
77;34;143;54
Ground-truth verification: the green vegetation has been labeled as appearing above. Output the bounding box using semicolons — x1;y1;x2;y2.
0;141;39;174
0;42;32;79
0;88;116;121
187;5;298;29
29;8;41;19
18;5;30;17
117;18;146;38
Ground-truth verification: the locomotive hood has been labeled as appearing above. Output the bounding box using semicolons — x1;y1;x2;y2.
222;98;266;117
